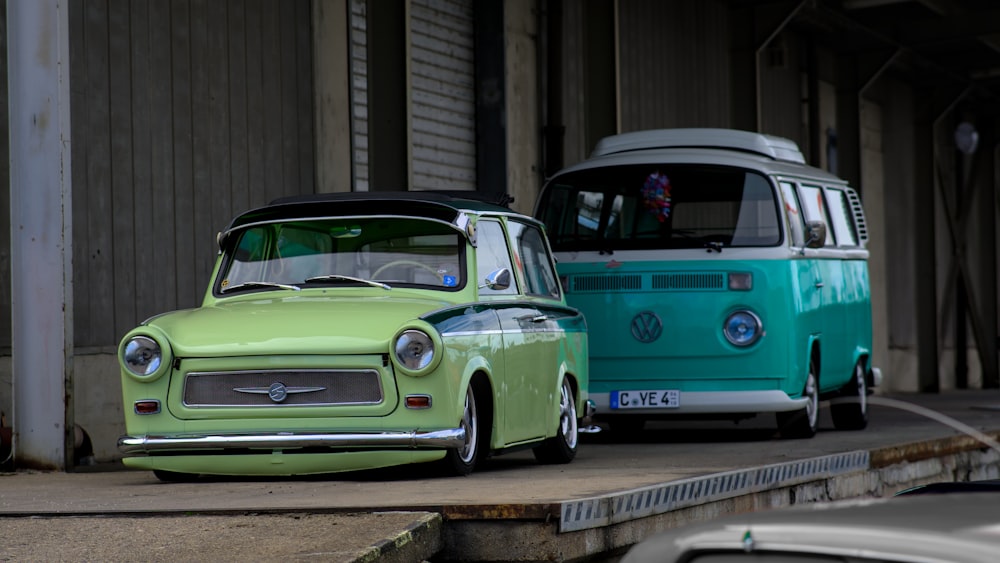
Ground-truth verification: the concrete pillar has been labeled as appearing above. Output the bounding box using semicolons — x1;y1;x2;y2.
313;0;353;193
7;0;74;469
505;0;540;215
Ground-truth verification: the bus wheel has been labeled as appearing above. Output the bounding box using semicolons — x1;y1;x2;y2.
831;359;869;430
777;358;819;439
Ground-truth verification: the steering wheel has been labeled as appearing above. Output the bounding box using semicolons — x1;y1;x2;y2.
372;260;443;282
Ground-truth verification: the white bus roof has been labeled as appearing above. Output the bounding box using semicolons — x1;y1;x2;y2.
590;128;807;164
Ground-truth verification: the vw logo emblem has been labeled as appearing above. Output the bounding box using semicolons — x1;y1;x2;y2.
268;382;288;403
631;311;663;343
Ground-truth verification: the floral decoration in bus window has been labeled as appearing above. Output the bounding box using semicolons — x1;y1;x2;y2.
641;171;672;222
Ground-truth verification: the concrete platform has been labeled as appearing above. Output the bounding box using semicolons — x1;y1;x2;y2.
2;391;999;561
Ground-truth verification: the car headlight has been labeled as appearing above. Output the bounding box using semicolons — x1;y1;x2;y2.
395;330;434;369
392;326;443;376
723;310;763;346
120;332;171;381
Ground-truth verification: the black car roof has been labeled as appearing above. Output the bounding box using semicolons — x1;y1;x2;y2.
225;191;514;231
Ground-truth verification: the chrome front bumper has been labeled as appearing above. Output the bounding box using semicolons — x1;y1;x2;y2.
118;427;466;455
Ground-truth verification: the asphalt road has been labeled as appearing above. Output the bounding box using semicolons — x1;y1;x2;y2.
2;391;999;561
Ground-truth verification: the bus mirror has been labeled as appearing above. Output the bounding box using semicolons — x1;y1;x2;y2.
804;221;827;248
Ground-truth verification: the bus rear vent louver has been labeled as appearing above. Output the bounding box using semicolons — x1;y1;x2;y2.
572;274;642;292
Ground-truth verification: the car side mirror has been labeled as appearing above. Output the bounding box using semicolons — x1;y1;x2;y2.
482;268;511;291
804;220;827;249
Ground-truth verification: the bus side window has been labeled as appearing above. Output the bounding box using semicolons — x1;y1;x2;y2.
779;181;805;247
799;184;836;246
824;187;860;247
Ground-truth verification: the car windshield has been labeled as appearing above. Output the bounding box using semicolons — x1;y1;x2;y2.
217;217;464;293
537;164;781;252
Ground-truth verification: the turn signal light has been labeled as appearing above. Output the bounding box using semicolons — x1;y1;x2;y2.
405;395;432;409
728;272;753;290
133;400;161;415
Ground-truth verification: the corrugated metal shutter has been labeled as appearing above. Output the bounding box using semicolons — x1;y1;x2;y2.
67;0;315;347
410;0;476;191
349;0;475;192
617;0;731;131
350;0;369;191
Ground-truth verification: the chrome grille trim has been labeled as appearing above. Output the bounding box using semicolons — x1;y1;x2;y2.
182;369;383;407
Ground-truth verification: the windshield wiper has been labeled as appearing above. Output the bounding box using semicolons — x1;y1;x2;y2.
304;274;391;290
672;229;724;253
221;281;301;293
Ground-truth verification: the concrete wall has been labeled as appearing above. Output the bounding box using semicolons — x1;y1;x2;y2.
878;80;922;392
73;354;123;462
0;352;124;464
0;357;9;432
861;100;890;392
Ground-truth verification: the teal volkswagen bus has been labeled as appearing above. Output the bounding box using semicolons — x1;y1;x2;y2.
534;128;880;439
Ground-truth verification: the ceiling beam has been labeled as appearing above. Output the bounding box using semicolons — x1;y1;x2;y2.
843;0;949;15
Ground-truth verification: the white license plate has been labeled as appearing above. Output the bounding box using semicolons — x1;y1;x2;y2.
610;389;680;409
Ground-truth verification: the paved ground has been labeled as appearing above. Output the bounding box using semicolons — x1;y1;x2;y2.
2;391;999;561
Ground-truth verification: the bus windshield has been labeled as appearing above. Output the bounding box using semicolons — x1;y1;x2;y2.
537;164;782;252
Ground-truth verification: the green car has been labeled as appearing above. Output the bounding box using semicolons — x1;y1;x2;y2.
117;192;591;481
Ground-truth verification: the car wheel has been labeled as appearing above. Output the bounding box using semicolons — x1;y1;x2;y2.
777;357;819;439
152;469;200;483
533;378;579;464
440;385;484;476
831;359;869;430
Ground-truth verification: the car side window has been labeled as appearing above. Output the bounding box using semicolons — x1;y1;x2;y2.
799;184;836;246
507;221;561;299
475;220;518;295
824;187;859;247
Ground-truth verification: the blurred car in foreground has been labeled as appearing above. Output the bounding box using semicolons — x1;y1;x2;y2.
117;191;590;481
621;493;1000;563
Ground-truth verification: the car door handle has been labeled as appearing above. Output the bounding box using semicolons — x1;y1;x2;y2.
815;281;824;288
518;314;549;323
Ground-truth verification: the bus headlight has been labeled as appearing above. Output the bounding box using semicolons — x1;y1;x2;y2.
723;310;763;346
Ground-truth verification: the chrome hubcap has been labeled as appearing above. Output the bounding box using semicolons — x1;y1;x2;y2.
805;372;818;428
559;381;578;449
856;364;867;414
458;388;478;464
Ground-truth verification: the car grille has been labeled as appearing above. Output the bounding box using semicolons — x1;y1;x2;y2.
182;369;383;407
